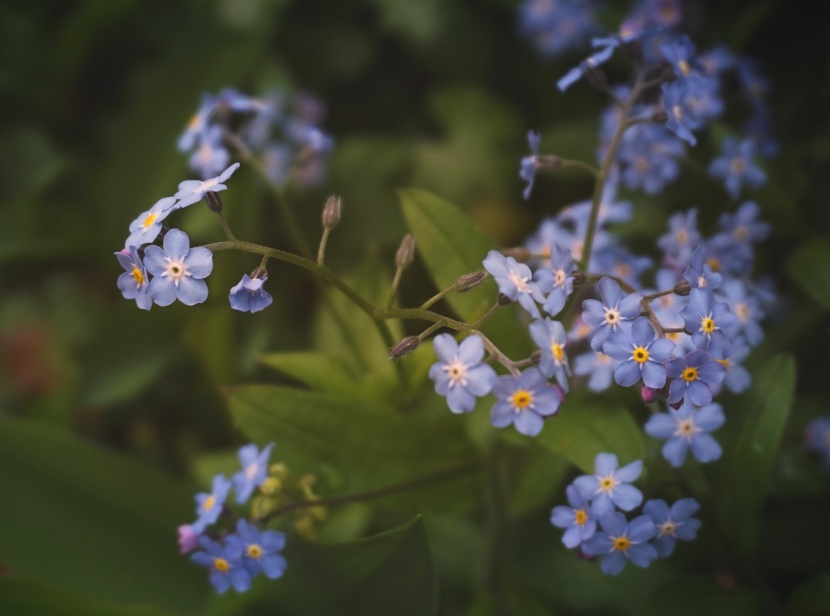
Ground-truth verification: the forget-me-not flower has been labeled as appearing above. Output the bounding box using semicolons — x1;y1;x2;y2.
233;443;275;504
125;197;178;249
226;519;287;580
708;337;751;395
175;162;241;209
683;245;722;290
643;498;701;557
603;316;675;389
529;318;571;391
192;474;232;534
191;535;251;594
581;277;644;351
429;334;497;414
520;130;542;199
662;81;701;146
550;485;597;549
144;229;214;306
483;250;546;318
657;209;700;268
573;452;643;516
708;137;766;200
115;247;153;311
573;350;618;392
534;242;574;316
189;125;230;180
680;287;736;355
229;274;273;313
581;512;658;576
490;368;563;437
645;399;725;467
665;349;726;406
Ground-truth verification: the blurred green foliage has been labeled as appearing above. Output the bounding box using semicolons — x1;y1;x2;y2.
1;0;829;614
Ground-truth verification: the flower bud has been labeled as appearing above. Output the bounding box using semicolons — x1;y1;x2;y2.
497;293;513;306
395;234;416;268
641;385;660;404
454;270;488;292
673;280;692;296
572;271;587;286
177;525;199;554
322;195;342;230
530;349;542;365
389;335;420;358
260;476;282;496
269;463;289;480
651;108;669;124
205;191;223;213
251;266;268;280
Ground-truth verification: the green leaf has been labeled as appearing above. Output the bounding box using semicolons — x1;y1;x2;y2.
258;351;370;401
719;354;796;555
0;577;176;616
530;400;646;473
399;187;528;357
787;238;830;310
227;384;481;495
207;517;437;616
643;574;758;616
0;417;206;614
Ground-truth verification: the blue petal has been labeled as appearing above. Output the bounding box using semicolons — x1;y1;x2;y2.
690;433;722;463
600;551;627;576
457;335;485;365
631;317;654;347
626;542;658;568
490;401;514;428
614;360;641;387
670;498;700;521
627;515;656;542
594;453;619;476
641;361;667;389
562;525;584;549
611;484;643;511
149;278;177;306
163;229;190;261
695;403;725;431
260;553;287;579
550;506;576;529
514;410;544;437
653;535;676;558
185;247;214;279
675;518;701;540
662;436;689;468
645;414;676;439
176;277;209;306
603;333;633;361
143;245;167;276
643;499;670;523
615;459;642;482
432;333;458;364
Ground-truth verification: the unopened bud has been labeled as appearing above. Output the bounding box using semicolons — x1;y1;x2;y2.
530;349;542;365
322;195;342;229
251;266;268;280
584;64;607;89
454;270;488;292
536;155;563;171
674;280;692;296
260;476;282;496
269;463;289;480
389;336;420;359
641;385;660;404
651;108;669;124
572;271;587;286
497;293;513;306
205;191;223;213
395;234;416;268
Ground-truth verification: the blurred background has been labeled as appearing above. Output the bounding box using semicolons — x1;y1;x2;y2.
1;0;829;614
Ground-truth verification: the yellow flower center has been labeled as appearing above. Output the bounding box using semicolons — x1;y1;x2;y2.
596;352;611;365
131;266;144;285
682;367;698;382
706;257;721;272
245;463;258;479
715;358;730;369
575;509;587;525
672;105;683;122
554;269;566;286
735;303;750;323
632;347;649;363
599;476;617;492
142;212;158;229
635;156;649;172
213;557;230;573
666;332;681;342
676;229;688;245
247;544;263;559
552;343;564;363
511;390;533;410
613;536;631;552
202;495;216;512
701;317;715;333
678;60;691;76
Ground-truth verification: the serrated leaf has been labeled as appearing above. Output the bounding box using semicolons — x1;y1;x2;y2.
258;351;370;400
719;354;796;555
786;238;830;311
206;517;437;616
399;187;528;357
0;417;206;614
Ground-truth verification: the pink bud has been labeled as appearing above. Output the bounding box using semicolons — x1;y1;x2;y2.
641;386;660;404
177;524;199;554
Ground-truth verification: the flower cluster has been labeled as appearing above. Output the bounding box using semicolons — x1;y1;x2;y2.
177;88;333;186
518;0;599;59
179;443;288;594
550;452;700;575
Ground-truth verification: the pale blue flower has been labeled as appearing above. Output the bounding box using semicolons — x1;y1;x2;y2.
232;443;275;504
529;318;571;391
125;197;178;249
226;519;287;580
192;474;232;534
191;535;251;594
643;498;701;557
551;485;597;549
581;512;658;576
115;247;152;310
175;162;241;209
429;334;497;414
144;229;214;306
645;400;725;467
573;452;643;516
229;274;273;313
482;250;546;318
490;368;563;437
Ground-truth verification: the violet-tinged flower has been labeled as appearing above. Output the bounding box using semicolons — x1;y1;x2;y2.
680;287;736;354
534;242;575;317
594;247;652;290
226;519;287;580
482;250;546;318
125;197;178;249
551;485;597;549
660;34;705;84
191;536;251;594
603;317;675;389
178;93;217;153
175;162;241;209
718;279;764;346
144;229;214;306
645;400;724;467
530;318;571;391
709;338;751;395
192;474;232;534
744;112;778;158
685;77;724;122
573;452;643;516
490;368;563;437
429;334;497;414
683;245;722;290
617;124;684;194
582;277;644;351
233;443;275;504
286;119;334;153
261;143;292;188
189;125;230;180
708;138;766;200
520;130;542;200
805;417;830;470
736;58;771;110
665;349;725;406
662;81;702;146
178;524;199;554
581;512;658;576
573;350;618;392
557;42;616;92
643;498;701;557
519;0;598;58
713;201;771;255
230;274;273;313
658;209;700;268
116;247;152;311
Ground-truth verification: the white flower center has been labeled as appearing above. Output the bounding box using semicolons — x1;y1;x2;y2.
604;308;621;326
245;463;258;479
697;275;707;288
554;269;566;287
675;419;700;440
163;258;190;286
442;359;469;387
507;271;530;293
659;520;678;537
735;302;750;323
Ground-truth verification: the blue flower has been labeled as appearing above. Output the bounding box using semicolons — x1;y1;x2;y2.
490;368;563;437
482;250;546;318
529;318;571;391
581;512;658;576
683;245;722;290
534;242;575;317
643;498;701;557
125;197;178;249
685;77;724;122
662;81;702;145
226;519;287;580
717;279;764;346
708;337;751;395
230;274;273;313
573;350;618;392
175;162;241;209
679;287;736;354
429;334;497;414
520;130;542;199
144;229;214;306
603;316;675;389
262;143;292;188
557;42;616;92
657;209;700;268
115;247;152;311
286;119;334;154
708;138;766;200
232;443;275;504
178;93;217;153
551;485;597;549
189;125;230;180
190;535;251;594
805;417;830;470
665;349;726;406
617;124;684;194
573;452;643;516
594;246;652;290
660;34;705;84
645;400;725;467
581;277;644;351
518;0;598;58
711;201;770;259
192;474;232;534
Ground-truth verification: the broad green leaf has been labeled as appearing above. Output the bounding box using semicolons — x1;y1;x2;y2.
207;517;437;616
0;417;206;614
786;238;830;310
227;384;481;496
643;574;757;616
258;351;370;400
0;577;175;616
508;445;570;516
399;187;528;357
719;354;796;555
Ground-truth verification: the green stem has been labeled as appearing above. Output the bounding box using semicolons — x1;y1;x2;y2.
317;227;331;265
387;266;405;309
560;159;599;177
